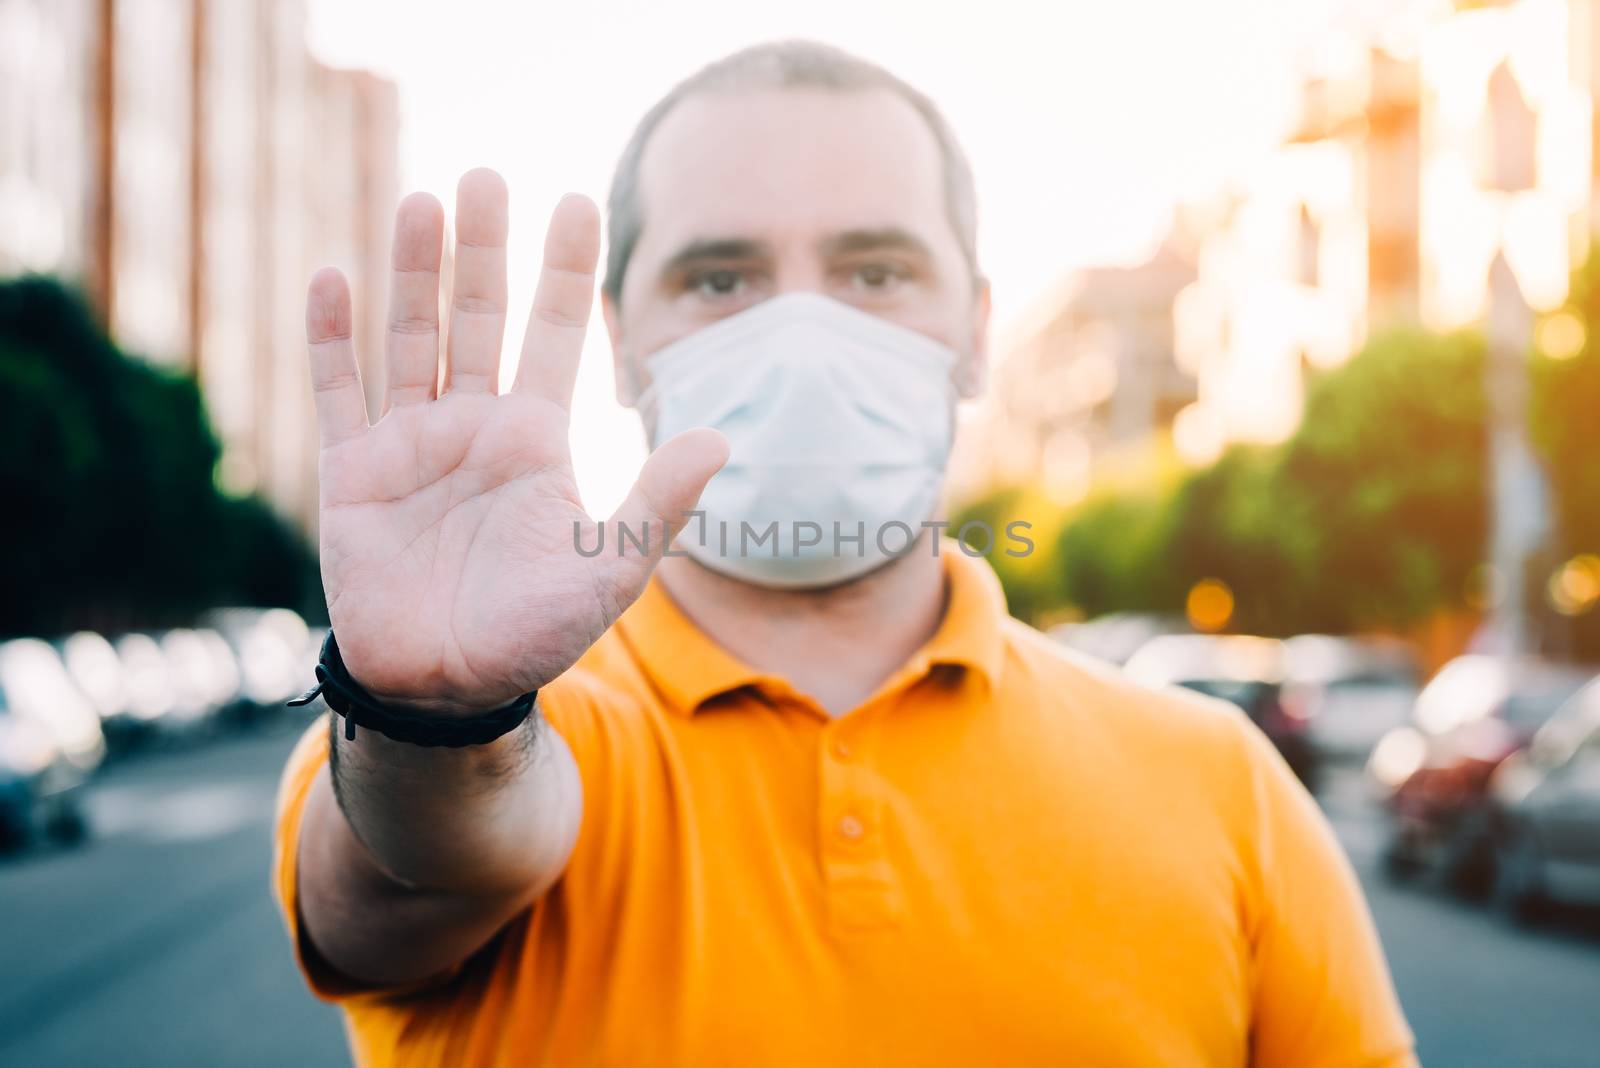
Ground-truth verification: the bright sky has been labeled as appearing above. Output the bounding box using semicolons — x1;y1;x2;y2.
307;0;1399;515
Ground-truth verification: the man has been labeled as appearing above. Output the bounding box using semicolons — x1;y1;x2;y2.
276;39;1416;1066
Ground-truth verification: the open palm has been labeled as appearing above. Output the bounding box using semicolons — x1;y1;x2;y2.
306;170;726;714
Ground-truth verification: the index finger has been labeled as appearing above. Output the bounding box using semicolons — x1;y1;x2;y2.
512;193;601;408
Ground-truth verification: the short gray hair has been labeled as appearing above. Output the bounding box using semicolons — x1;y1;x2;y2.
602;39;980;305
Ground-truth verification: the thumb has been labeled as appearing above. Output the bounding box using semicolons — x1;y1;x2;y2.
601;427;729;594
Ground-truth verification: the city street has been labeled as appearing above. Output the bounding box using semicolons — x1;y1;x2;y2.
1;724;1597;1067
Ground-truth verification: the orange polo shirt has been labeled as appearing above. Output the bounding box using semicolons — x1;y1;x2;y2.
273;547;1415;1067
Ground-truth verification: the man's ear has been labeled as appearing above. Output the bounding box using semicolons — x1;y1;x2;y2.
602;291;640;407
956;277;991;399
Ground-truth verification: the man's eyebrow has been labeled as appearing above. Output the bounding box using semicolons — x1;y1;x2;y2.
818;227;935;259
657;237;771;277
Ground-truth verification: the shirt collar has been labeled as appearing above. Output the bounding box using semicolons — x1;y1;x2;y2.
616;542;1008;716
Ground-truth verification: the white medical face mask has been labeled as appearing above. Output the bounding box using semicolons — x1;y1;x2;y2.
636;292;959;589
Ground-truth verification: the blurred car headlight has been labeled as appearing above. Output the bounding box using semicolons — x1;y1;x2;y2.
0;717;58;778
260;609;311;654
0;639;106;766
115;633;178;722
160;630;218;721
1278;683;1319;723
61;631;128;720
1489;751;1540;808
1412;656;1505;735
194;629;242;706
1369;726;1427;789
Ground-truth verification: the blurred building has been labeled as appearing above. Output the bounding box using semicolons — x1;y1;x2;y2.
953;234;1197;503
945;0;1600;672
0;1;99;287
111;0;194;363
1173;0;1600;463
1416;1;1588;329
955;0;1600;503
1167;44;1417;461
958;43;1426;496
0;0;398;534
1366;48;1425;328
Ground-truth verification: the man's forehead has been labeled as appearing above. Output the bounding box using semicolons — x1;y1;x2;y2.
632;87;950;254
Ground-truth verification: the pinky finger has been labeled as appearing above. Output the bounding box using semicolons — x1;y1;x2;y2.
306;267;369;446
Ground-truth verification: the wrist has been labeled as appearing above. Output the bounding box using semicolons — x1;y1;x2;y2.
358;689;526;720
333;642;528;718
290;630;537;748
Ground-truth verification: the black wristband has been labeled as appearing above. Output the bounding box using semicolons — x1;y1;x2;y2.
288;630;537;748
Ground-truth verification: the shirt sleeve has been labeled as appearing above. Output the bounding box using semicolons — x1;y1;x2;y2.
271;715;352;1000
1237;718;1419;1068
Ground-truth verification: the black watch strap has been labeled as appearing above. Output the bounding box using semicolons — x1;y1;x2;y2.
288;630;537;748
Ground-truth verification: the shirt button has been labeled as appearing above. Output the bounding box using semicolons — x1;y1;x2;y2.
837;814;865;841
830;738;853;760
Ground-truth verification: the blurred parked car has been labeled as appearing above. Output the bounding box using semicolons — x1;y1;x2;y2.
1049;613;1187;667
55;631;139;751
157;628;244;737
0;715;59;847
1283;635;1420;763
56;631;129;722
1370;655;1592;895
1123;634;1318;788
0;639;106;848
1489;678;1600;920
202;607;317;716
112;632;180;740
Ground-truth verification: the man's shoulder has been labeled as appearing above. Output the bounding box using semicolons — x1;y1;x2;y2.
995;617;1259;755
992;618;1288;837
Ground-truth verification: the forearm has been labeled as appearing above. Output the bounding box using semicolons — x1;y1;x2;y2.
296;708;582;985
327;710;578;894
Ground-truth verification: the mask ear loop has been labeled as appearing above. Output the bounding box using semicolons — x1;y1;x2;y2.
620;345;647;410
628;349;675;452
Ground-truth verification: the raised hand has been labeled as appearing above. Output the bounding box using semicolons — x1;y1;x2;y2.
304;169;726;714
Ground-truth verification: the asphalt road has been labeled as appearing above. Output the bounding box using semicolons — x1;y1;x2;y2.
1;724;1597;1067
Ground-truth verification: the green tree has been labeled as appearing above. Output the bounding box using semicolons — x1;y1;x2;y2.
1273;328;1487;633
1530;252;1600;656
0;276;319;636
1531;257;1600;559
950;484;1070;623
974;327;1490;635
1161;443;1316;635
1055;484;1177;621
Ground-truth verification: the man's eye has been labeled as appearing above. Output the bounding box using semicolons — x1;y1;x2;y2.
851;263;908;291
690;269;746;297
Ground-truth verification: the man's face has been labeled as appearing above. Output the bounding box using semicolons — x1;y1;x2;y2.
603;87;989;407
